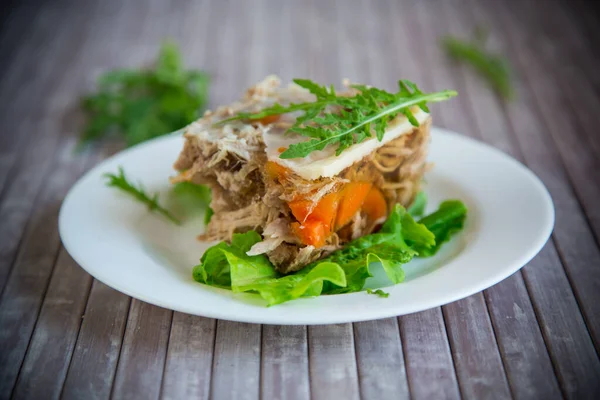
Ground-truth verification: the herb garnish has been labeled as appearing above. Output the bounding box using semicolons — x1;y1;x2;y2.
441;31;513;99
219;79;456;159
104;167;181;225
366;289;390;298
82;42;209;147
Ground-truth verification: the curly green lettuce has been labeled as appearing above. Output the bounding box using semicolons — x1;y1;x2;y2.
192;201;467;306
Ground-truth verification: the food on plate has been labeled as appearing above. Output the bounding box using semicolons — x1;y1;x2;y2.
172;76;465;305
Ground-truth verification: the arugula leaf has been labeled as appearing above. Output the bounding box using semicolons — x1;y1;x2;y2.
366;289;390;298
104;167;180;225
219;79;456;159
418;200;467;257
441;34;513;100
82;42;209;147
408;192;427;217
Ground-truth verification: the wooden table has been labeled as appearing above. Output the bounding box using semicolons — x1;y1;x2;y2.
1;0;599;398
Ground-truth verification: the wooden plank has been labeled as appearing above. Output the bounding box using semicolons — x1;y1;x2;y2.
10;249;92;400
210;321;261;400
110;300;173;400
521;246;600;398
160;314;216;400
61;281;130;400
399;1;512;398
308;0;340;83
353;318;409;399
308;324;360;400
399;309;461;400
154;4;218;398
368;1;465;397
58;1;181;398
426;1;565;398
1;0;158;398
548;0;600;135
0;140;93;399
0;2;92;207
466;0;600;396
498;0;600;243
443;297;511;399
261;325;310;400
491;0;600;349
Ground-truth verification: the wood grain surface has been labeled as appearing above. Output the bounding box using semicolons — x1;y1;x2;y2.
0;0;599;399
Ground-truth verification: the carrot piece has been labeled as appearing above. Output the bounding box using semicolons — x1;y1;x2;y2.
362;186;388;222
288;199;313;222
335;182;372;229
289;192;340;227
265;161;289;180
291;219;326;247
252;114;280;125
309;192;340;231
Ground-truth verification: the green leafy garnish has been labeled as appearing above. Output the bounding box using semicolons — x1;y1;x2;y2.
366;289;390;298
192;203;462;306
218;79;456;159
193;232;346;305
441;33;513;100
310;204;435;294
82;42;209;147
104;167;181;225
408;192;427;217
171;181;212;224
418;200;467;257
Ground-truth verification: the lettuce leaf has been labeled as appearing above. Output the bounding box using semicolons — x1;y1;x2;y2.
192;231;346;305
312;204;434;294
417;200;467;257
171;182;212;224
408;191;427;217
191;201;466;306
193;231;274;287
235;262;347;306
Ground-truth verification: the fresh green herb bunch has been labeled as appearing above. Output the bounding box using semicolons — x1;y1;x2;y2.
220;79;457;159
441;31;513;100
82;42;209;147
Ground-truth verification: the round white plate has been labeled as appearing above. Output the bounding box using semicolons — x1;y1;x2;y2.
59;127;554;325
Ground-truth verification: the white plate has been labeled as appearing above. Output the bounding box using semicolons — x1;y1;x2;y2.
59;127;554;325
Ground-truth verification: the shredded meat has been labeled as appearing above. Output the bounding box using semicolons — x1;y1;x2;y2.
172;78;431;274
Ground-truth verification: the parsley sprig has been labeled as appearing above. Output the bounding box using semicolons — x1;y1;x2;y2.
104;167;181;225
441;32;513;100
219;79;457;159
82;42;209;147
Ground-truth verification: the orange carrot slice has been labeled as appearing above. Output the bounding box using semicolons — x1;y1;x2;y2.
335;182;372;229
289;192;340;229
291;219;326;247
362;186;388;222
265;161;289;180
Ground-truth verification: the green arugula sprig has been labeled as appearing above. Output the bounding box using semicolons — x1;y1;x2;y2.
218;79;457;159
104;167;181;225
82;42;209;147
441;32;513;100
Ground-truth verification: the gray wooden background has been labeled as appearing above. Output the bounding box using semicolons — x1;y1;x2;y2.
1;0;599;399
